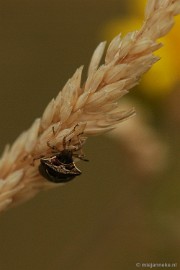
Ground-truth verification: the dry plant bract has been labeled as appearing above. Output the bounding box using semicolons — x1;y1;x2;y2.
0;0;180;212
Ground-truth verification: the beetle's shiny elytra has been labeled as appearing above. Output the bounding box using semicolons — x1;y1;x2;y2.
39;149;81;183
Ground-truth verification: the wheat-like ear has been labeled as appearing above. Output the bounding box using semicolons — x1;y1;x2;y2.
0;0;179;212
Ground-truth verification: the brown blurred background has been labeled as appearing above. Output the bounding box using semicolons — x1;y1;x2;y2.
0;0;180;269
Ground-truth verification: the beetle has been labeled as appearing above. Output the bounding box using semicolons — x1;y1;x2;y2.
39;149;82;183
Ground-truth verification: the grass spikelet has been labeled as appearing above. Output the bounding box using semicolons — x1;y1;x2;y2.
0;0;179;212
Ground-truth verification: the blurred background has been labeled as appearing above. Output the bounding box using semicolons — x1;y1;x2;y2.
0;0;180;269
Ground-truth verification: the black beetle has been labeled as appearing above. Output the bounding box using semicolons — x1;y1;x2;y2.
39;149;81;183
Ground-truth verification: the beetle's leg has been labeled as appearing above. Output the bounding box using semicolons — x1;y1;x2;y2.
52;126;56;135
62;135;67;150
46;125;60;152
62;124;80;150
73;133;88;161
73;153;89;162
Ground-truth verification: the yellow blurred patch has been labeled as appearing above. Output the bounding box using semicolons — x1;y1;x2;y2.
101;1;180;99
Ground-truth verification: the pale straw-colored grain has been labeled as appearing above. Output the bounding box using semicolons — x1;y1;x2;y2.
0;0;179;212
